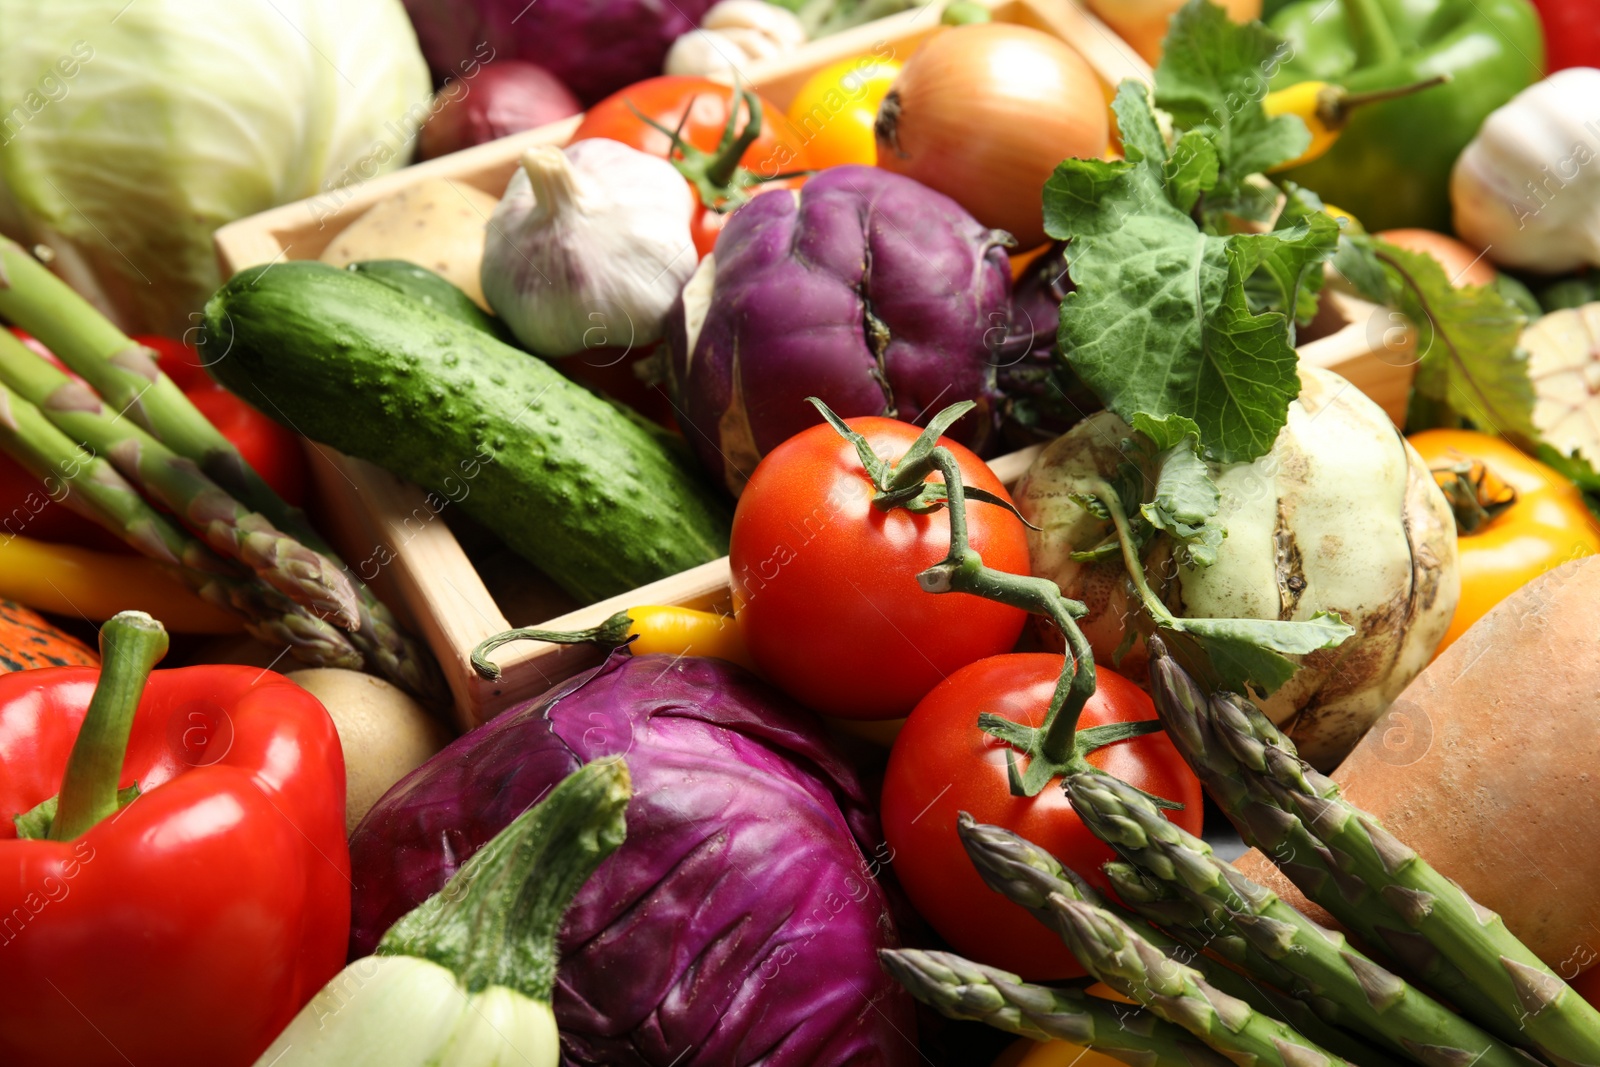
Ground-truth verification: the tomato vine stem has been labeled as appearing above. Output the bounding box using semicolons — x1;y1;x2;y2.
811;398;1167;800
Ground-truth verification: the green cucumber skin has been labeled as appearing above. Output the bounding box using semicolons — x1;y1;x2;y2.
205;262;730;604
344;260;514;345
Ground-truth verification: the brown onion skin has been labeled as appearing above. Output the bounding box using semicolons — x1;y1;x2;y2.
874;24;1110;249
418;60;582;160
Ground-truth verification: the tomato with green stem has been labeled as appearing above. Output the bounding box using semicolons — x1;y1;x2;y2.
729;407;1029;719
881;653;1203;979
571;76;813;259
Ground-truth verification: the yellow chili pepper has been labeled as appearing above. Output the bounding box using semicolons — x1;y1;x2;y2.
624;605;756;671
1264;75;1451;172
1322;202;1362;231
0;534;241;632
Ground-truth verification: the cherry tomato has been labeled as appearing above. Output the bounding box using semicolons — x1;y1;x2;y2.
1409;429;1599;653
881;653;1204;979
572;76;813;260
730;416;1028;719
786;56;902;168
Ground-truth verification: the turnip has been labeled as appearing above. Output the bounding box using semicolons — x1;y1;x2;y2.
1016;366;1460;768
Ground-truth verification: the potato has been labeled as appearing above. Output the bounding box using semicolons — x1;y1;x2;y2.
1235;555;1600;971
286;669;453;834
319;178;498;309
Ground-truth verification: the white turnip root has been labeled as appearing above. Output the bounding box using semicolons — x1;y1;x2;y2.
1015;366;1459;768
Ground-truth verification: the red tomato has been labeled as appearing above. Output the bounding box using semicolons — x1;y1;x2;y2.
730;416;1028;719
688;177;805;259
881;654;1204;979
571;76;813;260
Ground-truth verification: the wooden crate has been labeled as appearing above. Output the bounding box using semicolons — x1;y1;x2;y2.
214;0;1415;729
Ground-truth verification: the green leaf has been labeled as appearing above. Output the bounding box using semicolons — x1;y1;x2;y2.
1153;0;1308;220
1113;80;1170;168
1333;234;1388;304
1052;196;1324;462
1255;185;1339;326
1130;412;1202;452
1359;239;1538;442
1164;130;1220;215
1045;82;1335;465
1166;611;1355;697
1142;443;1224;567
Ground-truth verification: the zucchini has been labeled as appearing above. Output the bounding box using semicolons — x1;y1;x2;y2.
204;262;730;603
344;260;514;345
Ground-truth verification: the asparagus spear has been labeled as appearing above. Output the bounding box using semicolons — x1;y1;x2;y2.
957;815;1401;1067
0;328;359;628
0;382;363;668
0;238;441;701
1067;770;1529;1067
1201;690;1600;1067
880;947;1233;1067
1144;637;1523;1036
1046;892;1352;1067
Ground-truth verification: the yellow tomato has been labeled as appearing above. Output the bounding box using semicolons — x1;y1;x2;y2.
785;56;902;169
1409;429;1600;654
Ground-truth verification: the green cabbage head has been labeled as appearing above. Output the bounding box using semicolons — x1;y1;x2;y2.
0;0;430;335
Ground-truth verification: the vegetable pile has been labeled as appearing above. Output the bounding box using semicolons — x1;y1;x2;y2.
3;0;1600;1064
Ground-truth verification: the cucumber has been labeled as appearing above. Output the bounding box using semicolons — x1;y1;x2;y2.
344;260;514;345
204;262;730;604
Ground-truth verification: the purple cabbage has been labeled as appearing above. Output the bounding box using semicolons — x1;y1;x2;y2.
348;653;919;1067
665;165;1012;495
401;0;712;105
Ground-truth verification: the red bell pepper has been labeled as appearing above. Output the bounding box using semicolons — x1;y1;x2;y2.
0;613;350;1067
0;332;310;551
1529;0;1600;72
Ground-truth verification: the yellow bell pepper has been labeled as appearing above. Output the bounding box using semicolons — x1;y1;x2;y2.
0;534;241;632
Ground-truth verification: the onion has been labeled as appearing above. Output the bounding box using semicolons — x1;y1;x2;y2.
1375;228;1496;289
1084;0;1261;65
874;24;1109;249
418;60;582;160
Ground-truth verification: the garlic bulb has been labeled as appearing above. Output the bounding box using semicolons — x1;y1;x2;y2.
664;0;806;76
1523;302;1600;470
481;139;695;358
1451;68;1600;274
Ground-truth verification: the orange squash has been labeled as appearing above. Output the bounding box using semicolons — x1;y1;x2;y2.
0;600;97;672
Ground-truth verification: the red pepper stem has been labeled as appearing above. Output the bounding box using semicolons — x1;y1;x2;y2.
48;611;168;841
1339;0;1403;67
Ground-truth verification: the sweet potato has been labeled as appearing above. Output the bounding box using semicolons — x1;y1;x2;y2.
1235;555;1600;972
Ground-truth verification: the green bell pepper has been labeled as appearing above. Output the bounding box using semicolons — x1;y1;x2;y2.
1269;0;1544;232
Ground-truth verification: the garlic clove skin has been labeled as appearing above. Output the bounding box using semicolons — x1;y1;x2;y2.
1451;68;1600;274
664;0;805;75
701;0;807;48
482;139;697;359
249;955;560;1067
665;29;745;77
